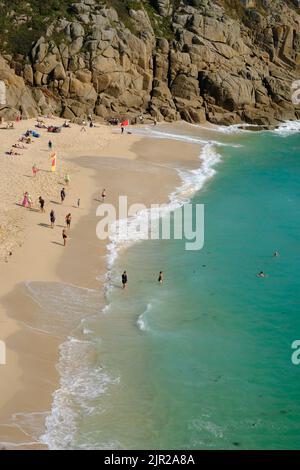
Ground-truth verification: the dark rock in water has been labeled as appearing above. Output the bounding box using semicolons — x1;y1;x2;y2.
232;442;241;447
0;0;299;125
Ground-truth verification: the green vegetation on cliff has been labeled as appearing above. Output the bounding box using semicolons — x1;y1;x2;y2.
0;0;74;54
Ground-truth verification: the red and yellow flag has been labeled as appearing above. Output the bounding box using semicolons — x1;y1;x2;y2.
51;152;57;172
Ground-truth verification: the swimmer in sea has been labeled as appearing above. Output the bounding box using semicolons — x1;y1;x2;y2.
273;251;280;257
257;271;267;278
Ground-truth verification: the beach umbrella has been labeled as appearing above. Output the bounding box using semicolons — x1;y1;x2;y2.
51;151;57;172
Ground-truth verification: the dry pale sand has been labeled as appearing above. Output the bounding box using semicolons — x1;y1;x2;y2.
0;118;202;449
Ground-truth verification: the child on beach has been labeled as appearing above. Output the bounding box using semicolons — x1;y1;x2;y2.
64;174;70;185
27;193;32;209
32;163;39;177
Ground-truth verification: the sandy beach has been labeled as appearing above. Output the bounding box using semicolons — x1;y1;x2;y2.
0;118;201;449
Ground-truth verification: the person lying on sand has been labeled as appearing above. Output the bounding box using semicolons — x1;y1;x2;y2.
7;149;22;156
13;143;26;149
36;122;47;129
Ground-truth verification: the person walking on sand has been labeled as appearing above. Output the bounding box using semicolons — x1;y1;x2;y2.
122;271;128;289
50;209;56;228
65;213;72;229
62;229;68;246
22;191;29;207
121;124;124;134
48;140;53;151
60;187;66;204
101;189;106;203
39;196;45;213
158;271;164;284
77;198;80;208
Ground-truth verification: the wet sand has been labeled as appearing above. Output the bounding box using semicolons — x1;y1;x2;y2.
0;122;202;449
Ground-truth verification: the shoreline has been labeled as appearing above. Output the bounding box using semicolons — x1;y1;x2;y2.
0;121;204;449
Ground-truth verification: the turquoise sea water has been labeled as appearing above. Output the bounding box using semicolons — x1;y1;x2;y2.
42;124;300;449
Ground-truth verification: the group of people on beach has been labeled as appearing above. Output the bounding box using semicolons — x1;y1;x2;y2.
6;129;35;156
23;185;74;246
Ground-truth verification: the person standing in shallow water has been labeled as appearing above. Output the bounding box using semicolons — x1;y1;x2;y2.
122;271;128;289
158;271;164;284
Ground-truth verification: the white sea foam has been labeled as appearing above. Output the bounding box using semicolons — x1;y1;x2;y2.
273;120;300;136
201;123;257;134
101;303;111;315
137;303;152;332
106;143;221;270
132;126;241;147
41;133;222;449
41;337;119;449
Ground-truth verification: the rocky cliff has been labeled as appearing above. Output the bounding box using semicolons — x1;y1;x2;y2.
1;0;300;125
